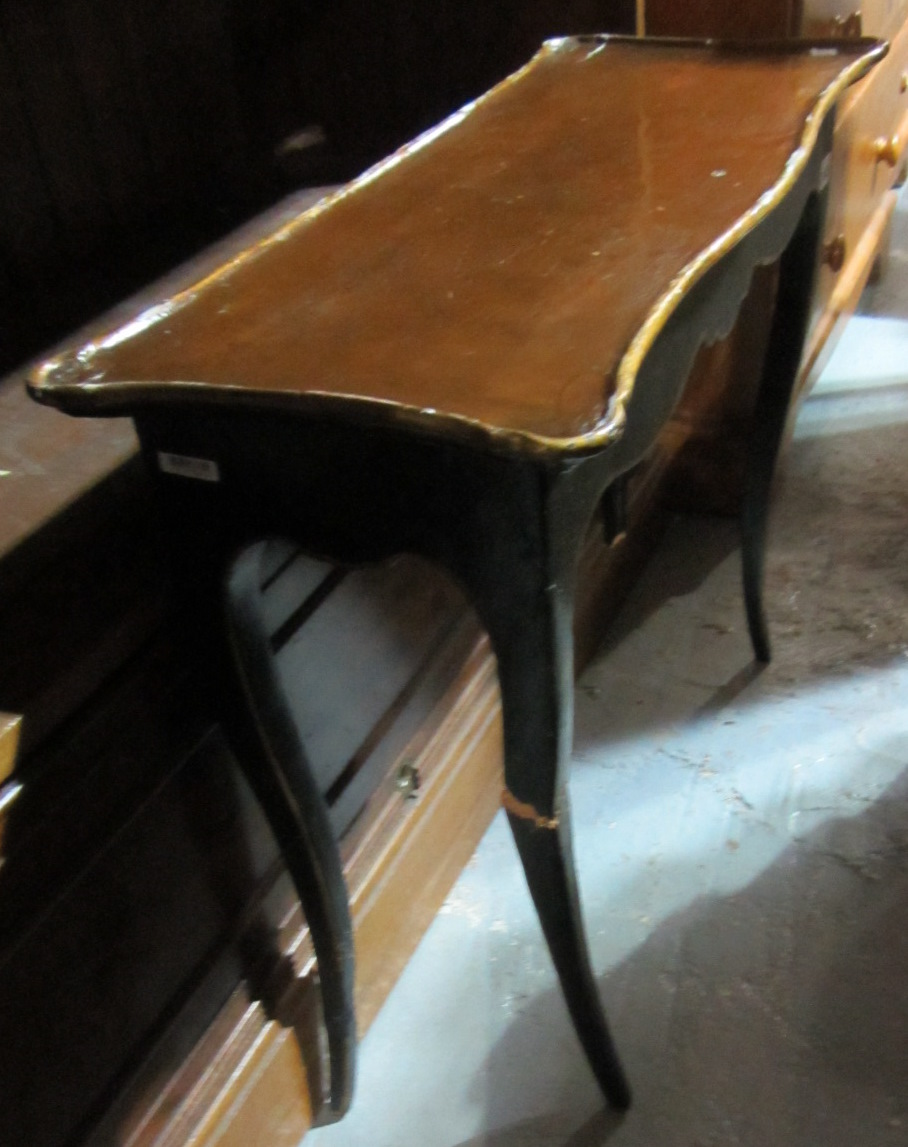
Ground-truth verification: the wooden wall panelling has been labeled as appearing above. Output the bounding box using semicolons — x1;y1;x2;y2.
0;0;260;375
0;18;57;261
0;12;67;362
300;1;636;173
0;1;110;262
224;0;328;191
109;0;249;220
59;0;162;239
643;0;803;38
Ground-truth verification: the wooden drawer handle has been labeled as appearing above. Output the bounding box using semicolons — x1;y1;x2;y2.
823;234;847;273
874;135;901;168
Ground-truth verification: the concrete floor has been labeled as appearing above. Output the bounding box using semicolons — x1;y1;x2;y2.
308;204;908;1145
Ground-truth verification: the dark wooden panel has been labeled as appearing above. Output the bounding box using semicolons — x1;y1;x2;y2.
0;727;278;1147
59;0;160;236
114;0;251;213
0;21;57;264
288;0;636;172
0;454;164;754
644;0;802;38
0;1;113;260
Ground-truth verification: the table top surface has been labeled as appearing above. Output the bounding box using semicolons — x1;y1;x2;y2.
30;36;885;457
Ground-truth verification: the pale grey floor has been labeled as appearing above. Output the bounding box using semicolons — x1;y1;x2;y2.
308;200;908;1146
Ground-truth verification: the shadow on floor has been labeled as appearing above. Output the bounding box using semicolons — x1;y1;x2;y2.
460;764;908;1146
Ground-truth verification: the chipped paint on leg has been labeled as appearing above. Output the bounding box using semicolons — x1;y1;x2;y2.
501;787;559;829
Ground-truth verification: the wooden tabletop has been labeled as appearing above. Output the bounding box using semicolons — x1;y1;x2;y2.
30;36;885;456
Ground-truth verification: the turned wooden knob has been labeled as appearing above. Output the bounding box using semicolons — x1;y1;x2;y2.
823;234;847;273
874;135;901;168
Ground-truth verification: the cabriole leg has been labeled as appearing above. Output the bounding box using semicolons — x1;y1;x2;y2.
146;460;356;1122
442;462;632;1110
222;544;356;1120
743;190;825;662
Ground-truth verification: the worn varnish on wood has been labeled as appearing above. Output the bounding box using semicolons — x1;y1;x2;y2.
33;38;884;454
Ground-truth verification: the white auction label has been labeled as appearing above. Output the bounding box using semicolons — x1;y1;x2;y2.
157;451;221;482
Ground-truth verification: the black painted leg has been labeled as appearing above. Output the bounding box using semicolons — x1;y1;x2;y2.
444;463;631;1110
508;811;632;1110
141;419;630;1118
221;544;355;1120
153;471;356;1121
497;629;631;1111
743;191;824;662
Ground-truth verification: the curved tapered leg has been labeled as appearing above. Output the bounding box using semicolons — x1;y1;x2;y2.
496;618;631;1111
441;460;632;1110
743;190;825;663
154;478;356;1121
507;811;632;1109
139;415;627;1117
221;544;355;1119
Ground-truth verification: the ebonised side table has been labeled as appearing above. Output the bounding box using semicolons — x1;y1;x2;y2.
29;35;886;1123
